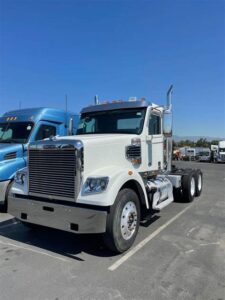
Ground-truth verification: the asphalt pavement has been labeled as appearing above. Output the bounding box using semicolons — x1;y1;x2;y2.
0;161;224;300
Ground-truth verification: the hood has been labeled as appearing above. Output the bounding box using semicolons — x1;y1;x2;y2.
0;143;23;162
57;134;139;144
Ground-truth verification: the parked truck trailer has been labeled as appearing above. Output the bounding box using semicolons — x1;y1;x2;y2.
196;147;211;162
8;87;203;253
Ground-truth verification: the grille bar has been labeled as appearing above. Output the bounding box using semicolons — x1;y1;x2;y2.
29;148;76;200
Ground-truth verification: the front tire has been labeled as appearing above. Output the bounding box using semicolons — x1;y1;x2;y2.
0;181;13;213
103;188;140;253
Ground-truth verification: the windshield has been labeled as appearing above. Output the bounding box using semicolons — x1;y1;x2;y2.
0;122;34;144
219;148;225;153
199;151;210;156
77;108;146;135
187;150;194;154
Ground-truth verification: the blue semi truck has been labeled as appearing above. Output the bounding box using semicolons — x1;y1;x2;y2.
0;107;79;212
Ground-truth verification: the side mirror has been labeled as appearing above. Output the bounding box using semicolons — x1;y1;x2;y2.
163;111;172;137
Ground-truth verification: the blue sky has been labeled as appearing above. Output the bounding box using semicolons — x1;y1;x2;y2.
0;0;224;137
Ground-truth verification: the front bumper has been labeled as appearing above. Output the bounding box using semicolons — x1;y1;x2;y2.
8;195;107;234
0;180;10;204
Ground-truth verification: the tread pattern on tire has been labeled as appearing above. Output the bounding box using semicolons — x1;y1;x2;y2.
103;188;140;253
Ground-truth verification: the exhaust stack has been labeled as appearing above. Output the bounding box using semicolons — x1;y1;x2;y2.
164;85;173;173
166;85;173;111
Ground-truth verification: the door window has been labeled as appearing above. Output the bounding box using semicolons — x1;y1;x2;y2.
35;125;56;141
149;114;161;135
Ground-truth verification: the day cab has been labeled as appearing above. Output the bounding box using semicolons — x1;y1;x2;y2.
9;87;203;253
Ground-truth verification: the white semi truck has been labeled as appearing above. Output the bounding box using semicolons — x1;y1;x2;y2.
216;140;225;163
8;86;203;253
196;147;211;162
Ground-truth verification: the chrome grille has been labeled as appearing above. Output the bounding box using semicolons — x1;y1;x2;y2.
29;148;76;200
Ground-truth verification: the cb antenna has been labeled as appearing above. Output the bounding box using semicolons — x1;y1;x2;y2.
94;95;99;105
65;94;68;113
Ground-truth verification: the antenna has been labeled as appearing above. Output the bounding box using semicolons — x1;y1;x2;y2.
65;94;68;113
94;95;99;105
19;101;22;109
64;94;68;132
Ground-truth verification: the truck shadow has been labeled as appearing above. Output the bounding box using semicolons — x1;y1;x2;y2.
0;214;161;261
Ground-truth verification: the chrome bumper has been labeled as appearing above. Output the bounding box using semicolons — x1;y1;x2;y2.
8;195;107;234
0;180;10;204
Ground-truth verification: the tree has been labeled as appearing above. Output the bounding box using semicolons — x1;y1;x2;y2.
195;138;210;148
210;140;219;145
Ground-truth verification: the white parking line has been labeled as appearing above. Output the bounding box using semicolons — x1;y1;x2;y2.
108;205;192;271
0;239;68;262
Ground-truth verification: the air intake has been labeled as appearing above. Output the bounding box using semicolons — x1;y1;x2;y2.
4;152;17;160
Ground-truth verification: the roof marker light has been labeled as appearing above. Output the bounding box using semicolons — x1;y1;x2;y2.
128;97;137;102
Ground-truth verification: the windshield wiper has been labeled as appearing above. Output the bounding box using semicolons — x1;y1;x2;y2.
0;139;20;144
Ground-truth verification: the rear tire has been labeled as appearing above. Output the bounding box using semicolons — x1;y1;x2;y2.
103;188;140;253
0;181;13;213
194;170;203;197
181;172;196;203
173;188;182;202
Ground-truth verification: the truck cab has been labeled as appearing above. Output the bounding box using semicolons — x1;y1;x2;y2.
217;141;225;163
196;147;211;162
8;87;203;253
0;107;79;211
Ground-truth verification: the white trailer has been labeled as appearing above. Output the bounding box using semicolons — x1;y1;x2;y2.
179;147;196;161
8;86;203;253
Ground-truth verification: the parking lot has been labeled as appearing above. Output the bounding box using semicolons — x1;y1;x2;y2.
0;161;224;300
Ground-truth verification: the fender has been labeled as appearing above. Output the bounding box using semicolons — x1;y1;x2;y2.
77;166;149;208
9;167;28;196
0;157;26;181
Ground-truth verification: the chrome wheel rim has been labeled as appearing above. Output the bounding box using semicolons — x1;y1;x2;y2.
191;177;195;196
198;174;202;191
121;201;138;240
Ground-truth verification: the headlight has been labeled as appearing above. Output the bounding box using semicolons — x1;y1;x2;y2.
15;171;26;185
84;177;109;194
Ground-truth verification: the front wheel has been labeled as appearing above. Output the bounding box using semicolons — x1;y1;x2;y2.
103;188;140;253
0;181;13;213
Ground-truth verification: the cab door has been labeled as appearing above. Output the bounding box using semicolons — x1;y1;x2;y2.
147;111;164;171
